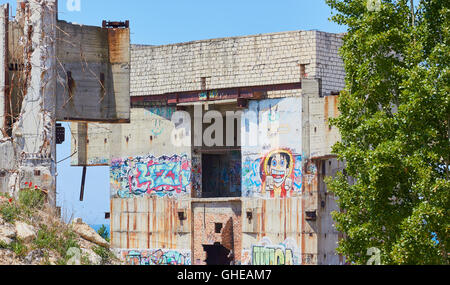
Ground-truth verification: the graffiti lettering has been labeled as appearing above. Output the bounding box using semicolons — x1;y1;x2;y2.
111;154;191;198
122;249;191;265
252;246;294;265
242;238;299;265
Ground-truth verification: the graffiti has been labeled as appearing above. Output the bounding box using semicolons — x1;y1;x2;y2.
150;119;163;137
121;249;191;265
199;90;220;101
111;154;191;198
229;159;241;193
145;106;175;120
191;156;202;198
242;238;299;265
242;150;302;198
242;157;262;196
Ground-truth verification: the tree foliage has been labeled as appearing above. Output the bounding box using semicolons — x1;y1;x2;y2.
325;0;449;265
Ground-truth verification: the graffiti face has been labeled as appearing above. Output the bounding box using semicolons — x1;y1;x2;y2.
267;153;291;187
263;149;294;198
242;150;302;198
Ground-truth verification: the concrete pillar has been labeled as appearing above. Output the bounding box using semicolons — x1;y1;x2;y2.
12;0;57;206
0;4;7;139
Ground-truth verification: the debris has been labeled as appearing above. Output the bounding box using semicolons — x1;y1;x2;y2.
72;221;109;248
15;222;36;243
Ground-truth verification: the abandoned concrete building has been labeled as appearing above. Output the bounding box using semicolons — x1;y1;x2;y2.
1;0;347;265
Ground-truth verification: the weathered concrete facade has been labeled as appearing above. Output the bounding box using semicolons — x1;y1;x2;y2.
0;1;130;205
74;30;346;265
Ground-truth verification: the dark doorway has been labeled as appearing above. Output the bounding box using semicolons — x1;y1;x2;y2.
201;152;241;198
203;243;232;265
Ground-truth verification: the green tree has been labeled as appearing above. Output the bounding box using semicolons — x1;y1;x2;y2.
325;0;449;265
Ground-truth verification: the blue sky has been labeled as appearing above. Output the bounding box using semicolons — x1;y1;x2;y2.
3;0;347;225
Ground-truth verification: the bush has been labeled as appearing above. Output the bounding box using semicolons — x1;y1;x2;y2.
0;202;20;223
19;188;45;210
97;225;110;242
33;223;80;264
92;245;116;265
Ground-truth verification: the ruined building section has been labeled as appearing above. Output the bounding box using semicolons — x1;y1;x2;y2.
0;0;130;206
72;30;346;265
0;0;58;204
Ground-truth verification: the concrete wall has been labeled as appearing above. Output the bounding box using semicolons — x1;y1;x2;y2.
0;4;6;138
71;106;184;166
130;31;345;97
55;21;130;123
0;0;59;204
241;96;303;198
1;1;132;203
241;198;302;265
110;197;191;261
93;30;346;265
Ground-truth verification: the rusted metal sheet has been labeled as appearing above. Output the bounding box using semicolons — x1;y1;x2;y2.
55;20;130;123
111;197;191;250
131;82;302;105
241;198;303;265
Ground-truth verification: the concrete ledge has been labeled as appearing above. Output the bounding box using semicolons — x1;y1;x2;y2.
191;197;242;203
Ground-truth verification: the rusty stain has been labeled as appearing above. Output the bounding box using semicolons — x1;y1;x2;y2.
107;28;130;64
110;200;113;245
126;200;130;249
147;198;150;249
133;199;137;231
152;198;156;249
261;200;266;235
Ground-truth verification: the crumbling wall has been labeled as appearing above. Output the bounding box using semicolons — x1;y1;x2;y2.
0;0;57;205
192;200;242;265
1;0;131;206
130;31;335;97
55;21;130;123
0;4;6;137
97;31;346;265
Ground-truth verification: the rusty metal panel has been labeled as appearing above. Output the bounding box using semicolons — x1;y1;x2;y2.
111;197;191;251
241;198;303;265
55;21;130;123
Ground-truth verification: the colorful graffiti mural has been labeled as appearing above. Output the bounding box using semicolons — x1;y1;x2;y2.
121;249;191;265
242;149;302;198
111;154;191;198
241;238;299;265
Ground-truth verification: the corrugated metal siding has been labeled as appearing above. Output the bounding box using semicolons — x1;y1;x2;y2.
111;197;191;250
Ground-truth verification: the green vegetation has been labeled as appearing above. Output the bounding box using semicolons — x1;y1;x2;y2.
92;245;116;265
326;0;449;265
0;184;118;265
97;225;110;242
0;202;20;224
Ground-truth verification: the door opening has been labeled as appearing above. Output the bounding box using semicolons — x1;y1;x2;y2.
203;242;233;265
